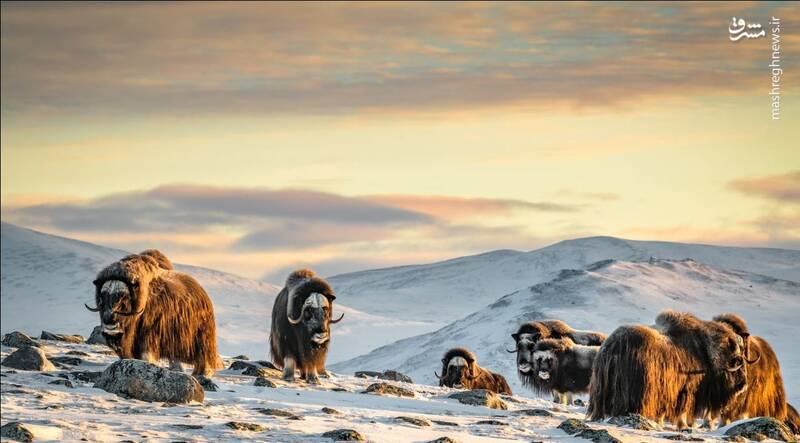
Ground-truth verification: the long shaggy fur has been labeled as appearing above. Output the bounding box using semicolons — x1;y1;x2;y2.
437;348;512;395
589;311;748;429
92;253;220;376
139;249;174;270
270;269;337;382
713;314;788;425
532;338;598;400
513;320;606;346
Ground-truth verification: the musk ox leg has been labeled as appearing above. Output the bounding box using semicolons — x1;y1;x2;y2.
676;412;689;431
282;357;296;382
140;351;157;364
319;368;331;378
306;368;320;385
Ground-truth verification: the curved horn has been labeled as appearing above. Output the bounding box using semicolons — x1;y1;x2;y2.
726;364;743;373
434;371;443;379
113;307;145;316
506;347;517;353
84;303;101;312
286;289;303;325
745;348;761;365
330;312;345;324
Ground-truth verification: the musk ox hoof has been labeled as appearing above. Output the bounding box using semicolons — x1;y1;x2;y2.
725;417;796;443
321;429;366;441
95;359;204;403
1;331;39;349
40;330;84;343
1;346;56;371
306;373;321;384
447;389;507;410
0;422;34;443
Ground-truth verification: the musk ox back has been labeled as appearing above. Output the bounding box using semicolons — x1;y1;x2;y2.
270;269;343;384
589;311;749;429
435;348;511;395
713;313;787;425
531;338;598;405
139;249;174;270
85;251;220;377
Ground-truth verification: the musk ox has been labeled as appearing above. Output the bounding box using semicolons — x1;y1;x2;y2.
435;348;512;395
588;311;751;429
711;313;787;427
139;249;174;270
510;320;605;403
269;269;343;384
84;251;221;376
528;338;599;405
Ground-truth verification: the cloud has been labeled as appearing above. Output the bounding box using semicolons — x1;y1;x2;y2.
2;2;795;117
365;194;578;220
728;171;800;203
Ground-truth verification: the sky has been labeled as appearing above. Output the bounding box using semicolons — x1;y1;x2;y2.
2;1;799;281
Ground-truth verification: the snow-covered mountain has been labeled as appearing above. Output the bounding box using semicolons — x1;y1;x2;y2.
0;222;431;363
331;258;800;405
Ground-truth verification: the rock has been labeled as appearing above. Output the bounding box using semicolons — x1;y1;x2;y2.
331;387;348;392
1;331;39;348
395;416;431;427
229;360;257;371
607;414;658;431
362;382;415;398
48;379;75;388
86;326;107;345
447;389;507;410
94;359;204;403
574;398;586;406
71;371;102;383
432;420;459;427
50;356;83;367
559;419;622;443
256;408;302;420
427;438;458;443
232;355;250;360
322;407;341;415
662;434;704;441
725;417;796;443
194;375;218;392
0;422;34;442
172;424;203;430
724;436;747;443
66;350;90;356
355;370;382;378
354;370;413;383
225;421;266;432
40;330;84;343
254;360;279;370
321;429;365;441
243;366;282;378
1;346;56;371
475;419;507;426
516;408;553;417
254;377;277;388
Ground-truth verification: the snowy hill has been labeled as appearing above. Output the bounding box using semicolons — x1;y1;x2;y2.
0;222;430;363
328;236;800;328
332;258;800;405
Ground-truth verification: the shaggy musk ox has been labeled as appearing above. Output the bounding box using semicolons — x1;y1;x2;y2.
711;313;788;427
139;249;174;270
588;311;752;429
435;348;512;395
527;338;599;405
270;269;343;384
85;251;221;376
510;320;605;402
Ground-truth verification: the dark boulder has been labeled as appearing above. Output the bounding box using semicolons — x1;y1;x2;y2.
1;346;56;371
94;359;204;403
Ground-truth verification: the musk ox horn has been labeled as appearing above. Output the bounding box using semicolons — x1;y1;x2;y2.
745;348;761;365
434;371;444;379
84;302;101;312
286;289;303;325
506;347;517;353
727;363;744;373
330;312;345;324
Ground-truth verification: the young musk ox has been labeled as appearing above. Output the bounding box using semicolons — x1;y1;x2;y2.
84;251;221;376
588;311;751;429
509;320;605;403
529;338;599;405
710;313;787;428
435;348;512;395
269;269;343;384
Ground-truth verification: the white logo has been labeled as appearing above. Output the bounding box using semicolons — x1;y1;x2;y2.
729;17;765;41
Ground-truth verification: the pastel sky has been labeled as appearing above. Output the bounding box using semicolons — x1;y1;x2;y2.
2;2;798;281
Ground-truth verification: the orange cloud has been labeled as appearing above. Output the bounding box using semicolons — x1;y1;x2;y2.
728;171;800;203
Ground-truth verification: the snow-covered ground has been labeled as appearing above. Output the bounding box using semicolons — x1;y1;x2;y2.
0;339;764;442
332;258;800;405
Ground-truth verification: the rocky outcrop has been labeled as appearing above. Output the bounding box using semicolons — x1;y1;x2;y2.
1;346;56;371
86;326;107;345
362;382;415;398
724;417;796;443
447;389;507;410
40;331;84;343
1;331;39;348
94;359;204;403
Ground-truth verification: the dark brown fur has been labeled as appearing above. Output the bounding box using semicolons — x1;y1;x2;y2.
787;404;800;435
437;348;512;395
139;249;174;270
532;338;598;401
90;253;220;376
588;311;748;429
270;269;339;383
713;314;788;425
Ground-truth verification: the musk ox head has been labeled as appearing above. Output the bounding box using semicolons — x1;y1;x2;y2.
531;338;572;387
284;269;343;347
509;322;552;387
705;321;753;397
712;313;756;362
436;348;478;389
85;254;162;336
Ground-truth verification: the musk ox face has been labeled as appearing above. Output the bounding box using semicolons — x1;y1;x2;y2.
512;333;537;377
295;293;334;349
96;280;136;335
439;356;474;389
534;349;557;383
714;330;749;396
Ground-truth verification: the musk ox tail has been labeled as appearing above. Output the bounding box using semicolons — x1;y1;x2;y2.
588;326;649;420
